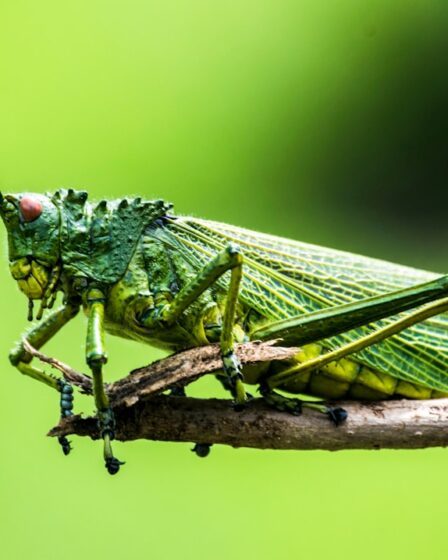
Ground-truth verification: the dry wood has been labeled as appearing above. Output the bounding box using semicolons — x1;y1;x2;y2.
49;396;448;450
27;340;448;451
25;339;298;406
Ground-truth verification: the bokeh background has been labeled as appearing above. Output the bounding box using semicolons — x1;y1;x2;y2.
1;2;448;559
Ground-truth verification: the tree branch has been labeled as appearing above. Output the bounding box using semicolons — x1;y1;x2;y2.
49;396;448;450
35;341;448;451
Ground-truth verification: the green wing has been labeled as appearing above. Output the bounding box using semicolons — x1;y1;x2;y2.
159;216;448;391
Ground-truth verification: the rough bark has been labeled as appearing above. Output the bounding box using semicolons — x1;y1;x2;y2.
49;396;448;450
32;340;448;451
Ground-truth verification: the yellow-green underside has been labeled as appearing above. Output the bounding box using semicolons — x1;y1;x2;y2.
244;343;448;400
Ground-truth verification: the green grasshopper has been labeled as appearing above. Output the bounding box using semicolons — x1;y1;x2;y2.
2;188;448;474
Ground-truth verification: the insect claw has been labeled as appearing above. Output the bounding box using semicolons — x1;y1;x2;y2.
233;401;246;412
191;443;212;458
105;456;125;475
58;436;72;456
326;406;348;426
170;385;187;397
99;409;124;475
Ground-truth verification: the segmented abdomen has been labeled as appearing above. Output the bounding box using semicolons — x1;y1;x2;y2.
270;343;448;400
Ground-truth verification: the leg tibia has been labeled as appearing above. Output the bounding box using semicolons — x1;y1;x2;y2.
10;304;79;367
85;289;123;474
16;361;60;390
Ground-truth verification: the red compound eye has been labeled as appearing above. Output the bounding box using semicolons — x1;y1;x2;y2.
20;196;43;222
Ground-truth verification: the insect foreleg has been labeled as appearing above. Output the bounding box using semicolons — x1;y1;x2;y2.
85;288;123;475
142;244;247;404
9;303;80;454
9;303;80;378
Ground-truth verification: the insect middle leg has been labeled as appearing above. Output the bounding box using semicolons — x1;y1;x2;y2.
85;288;123;475
142;243;247;405
218;247;246;405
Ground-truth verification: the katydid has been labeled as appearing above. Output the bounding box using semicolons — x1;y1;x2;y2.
1;189;447;474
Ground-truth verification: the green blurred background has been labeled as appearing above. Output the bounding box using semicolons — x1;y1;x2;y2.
1;1;447;559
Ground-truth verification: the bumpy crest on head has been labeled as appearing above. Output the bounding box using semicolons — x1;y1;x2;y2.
52;189;173;283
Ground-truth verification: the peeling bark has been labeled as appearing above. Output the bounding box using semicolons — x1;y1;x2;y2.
28;340;448;451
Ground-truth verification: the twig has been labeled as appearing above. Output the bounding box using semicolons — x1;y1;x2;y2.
29;340;448;451
23;339;92;393
48;396;448;450
25;339;298;405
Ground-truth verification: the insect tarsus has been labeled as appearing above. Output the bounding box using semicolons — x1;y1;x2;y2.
57;379;74;456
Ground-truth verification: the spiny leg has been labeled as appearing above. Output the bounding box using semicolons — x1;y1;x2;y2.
141;243;248;406
219;245;247;407
9;303;80;455
267;295;448;390
85;288;123;475
138;244;248;457
251;274;448;345
259;384;347;426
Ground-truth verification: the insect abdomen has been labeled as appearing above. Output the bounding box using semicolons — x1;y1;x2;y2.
270;343;448;400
